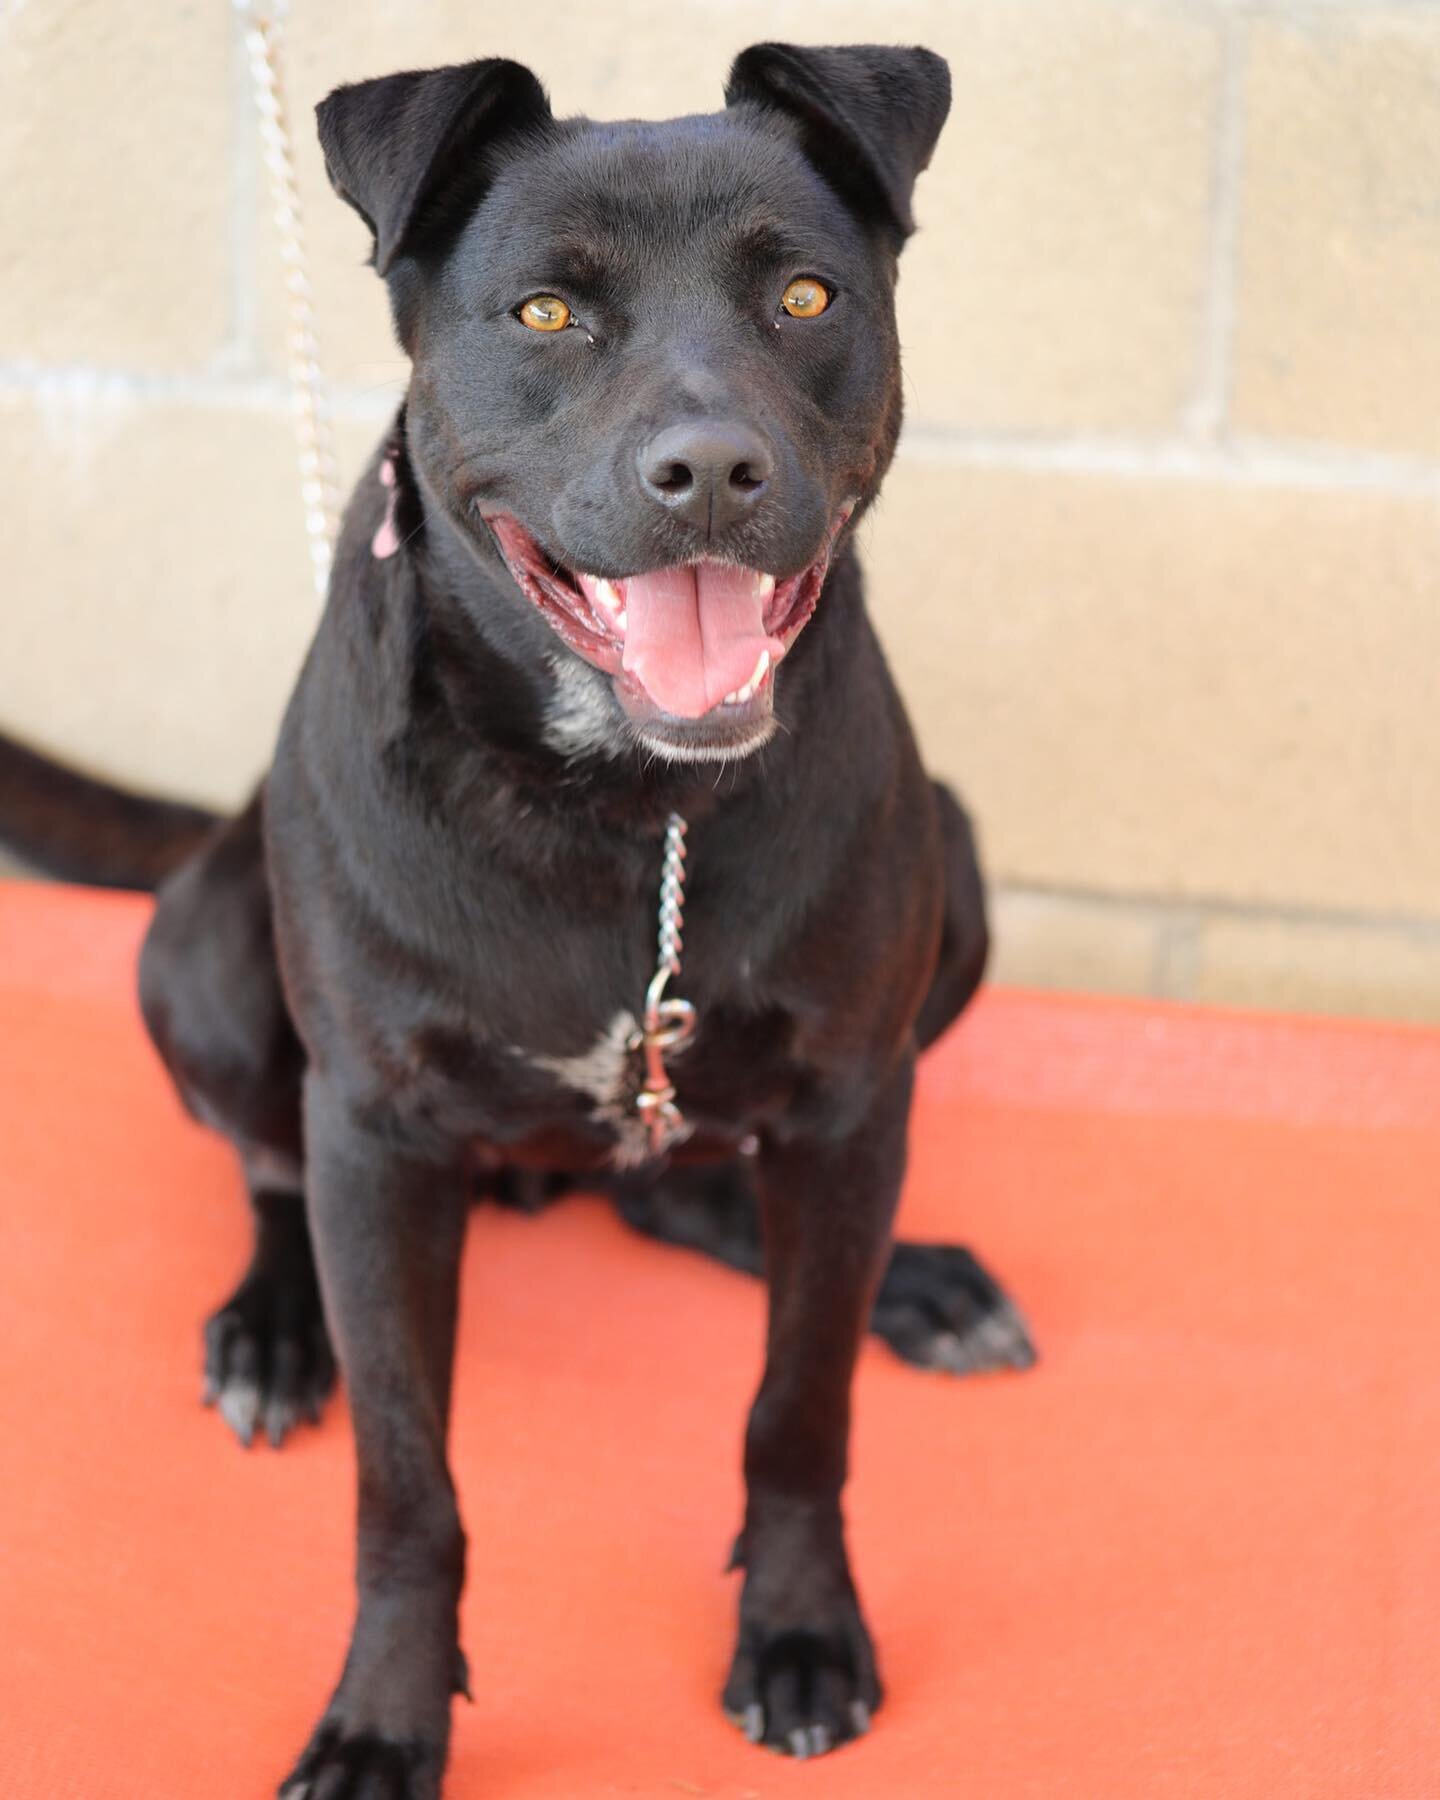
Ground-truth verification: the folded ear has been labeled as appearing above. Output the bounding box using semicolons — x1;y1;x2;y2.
316;59;551;275
724;43;950;243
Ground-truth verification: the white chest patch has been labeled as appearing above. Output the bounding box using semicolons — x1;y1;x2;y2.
530;1009;638;1110
526;1008;660;1168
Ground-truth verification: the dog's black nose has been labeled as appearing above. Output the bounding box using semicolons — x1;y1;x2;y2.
637;422;774;534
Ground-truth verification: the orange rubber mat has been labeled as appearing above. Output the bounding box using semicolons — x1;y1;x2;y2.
3;880;1439;1798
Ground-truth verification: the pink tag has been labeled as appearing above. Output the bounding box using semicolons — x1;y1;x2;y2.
372;454;399;558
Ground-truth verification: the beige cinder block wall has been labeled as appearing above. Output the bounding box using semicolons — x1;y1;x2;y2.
2;0;1438;1021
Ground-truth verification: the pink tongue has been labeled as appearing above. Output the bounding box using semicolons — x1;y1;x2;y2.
612;565;781;718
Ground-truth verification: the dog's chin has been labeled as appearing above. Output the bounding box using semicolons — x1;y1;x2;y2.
483;509;851;765
618;675;779;765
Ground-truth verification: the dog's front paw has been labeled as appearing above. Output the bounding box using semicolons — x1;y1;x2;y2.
279;1721;443;1799
281;1623;464;1799
872;1241;1036;1375
723;1587;881;1758
202;1260;336;1448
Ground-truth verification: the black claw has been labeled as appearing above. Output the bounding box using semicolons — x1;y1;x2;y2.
264;1403;290;1449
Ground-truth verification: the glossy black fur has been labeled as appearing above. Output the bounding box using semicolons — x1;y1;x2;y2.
0;44;1038;1796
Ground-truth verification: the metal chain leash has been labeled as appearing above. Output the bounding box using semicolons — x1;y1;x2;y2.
655;812;688;981
631;813;698;1155
240;2;341;603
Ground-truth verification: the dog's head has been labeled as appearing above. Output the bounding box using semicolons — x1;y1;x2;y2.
318;45;950;762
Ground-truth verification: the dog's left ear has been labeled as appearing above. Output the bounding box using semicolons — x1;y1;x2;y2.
725;43;950;244
316;58;552;275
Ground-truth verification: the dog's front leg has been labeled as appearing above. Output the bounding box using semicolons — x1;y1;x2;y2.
724;1055;914;1759
281;1076;470;1800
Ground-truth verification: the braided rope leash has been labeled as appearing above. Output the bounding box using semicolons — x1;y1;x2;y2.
239;1;341;603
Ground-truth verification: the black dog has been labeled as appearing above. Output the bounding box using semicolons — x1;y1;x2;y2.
0;43;1035;1796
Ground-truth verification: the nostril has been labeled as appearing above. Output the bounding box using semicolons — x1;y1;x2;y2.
653;461;693;495
638;424;773;518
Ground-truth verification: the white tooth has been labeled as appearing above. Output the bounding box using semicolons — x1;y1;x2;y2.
755;573;776;601
750;650;771;687
615;608;627;630
594;577;622;614
723;688;742;706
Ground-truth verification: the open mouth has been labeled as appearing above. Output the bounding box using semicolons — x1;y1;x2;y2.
485;509;852;757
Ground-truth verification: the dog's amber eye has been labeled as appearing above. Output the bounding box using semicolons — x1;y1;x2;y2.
519;295;571;332
780;278;830;320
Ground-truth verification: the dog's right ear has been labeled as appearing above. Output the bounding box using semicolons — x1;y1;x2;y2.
316;59;551;276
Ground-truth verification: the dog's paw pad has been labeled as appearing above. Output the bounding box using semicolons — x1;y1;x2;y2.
203;1276;335;1450
871;1242;1037;1375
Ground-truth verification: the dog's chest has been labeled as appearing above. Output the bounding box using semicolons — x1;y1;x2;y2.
513;989;796;1167
377;844;807;1167
393;972;799;1173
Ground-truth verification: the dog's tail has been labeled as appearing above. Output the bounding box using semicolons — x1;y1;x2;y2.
0;730;220;892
